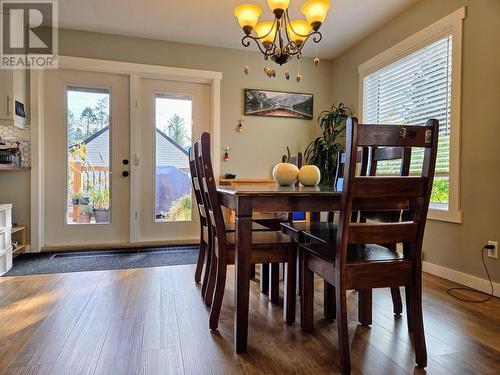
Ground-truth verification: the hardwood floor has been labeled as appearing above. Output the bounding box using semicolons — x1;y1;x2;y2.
0;265;499;374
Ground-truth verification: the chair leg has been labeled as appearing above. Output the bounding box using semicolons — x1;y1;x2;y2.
297;250;302;296
408;280;427;368
201;238;212;299
260;263;269;294
203;247;217;306
209;255;227;330
336;285;351;375
390;286;403;315
405;285;413;332
300;253;314;331
358;289;372;326
269;263;280;305
194;240;206;283
324;281;336;321
284;247;297;324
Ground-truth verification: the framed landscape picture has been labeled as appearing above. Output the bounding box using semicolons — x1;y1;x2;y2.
243;89;313;120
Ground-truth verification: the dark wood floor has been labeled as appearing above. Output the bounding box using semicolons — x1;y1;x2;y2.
0;264;499;375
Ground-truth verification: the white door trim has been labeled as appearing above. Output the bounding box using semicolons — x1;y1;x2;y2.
30;56;222;250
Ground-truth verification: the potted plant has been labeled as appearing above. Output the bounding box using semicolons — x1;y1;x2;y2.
91;187;110;223
71;192;80;206
72;189;89;205
304;103;352;186
76;189;90;205
77;204;93;223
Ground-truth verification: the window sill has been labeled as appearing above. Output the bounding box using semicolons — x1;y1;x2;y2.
427;208;462;224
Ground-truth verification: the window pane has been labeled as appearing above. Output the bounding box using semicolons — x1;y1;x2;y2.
67;87;111;224
155;95;192;222
363;35;452;209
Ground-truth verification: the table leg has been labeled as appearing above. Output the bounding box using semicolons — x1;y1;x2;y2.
234;196;252;353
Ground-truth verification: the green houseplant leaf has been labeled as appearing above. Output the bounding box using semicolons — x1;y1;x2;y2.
304;103;352;186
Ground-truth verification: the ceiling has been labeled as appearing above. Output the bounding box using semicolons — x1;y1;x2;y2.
58;0;418;59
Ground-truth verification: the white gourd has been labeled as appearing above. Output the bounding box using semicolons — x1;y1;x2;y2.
298;165;321;186
272;163;299;186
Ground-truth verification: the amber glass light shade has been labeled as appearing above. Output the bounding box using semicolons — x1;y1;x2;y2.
301;0;330;29
234;4;262;32
286;20;311;44
267;0;291;11
255;22;277;45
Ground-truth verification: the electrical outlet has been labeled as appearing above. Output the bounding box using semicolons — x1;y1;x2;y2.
487;241;498;259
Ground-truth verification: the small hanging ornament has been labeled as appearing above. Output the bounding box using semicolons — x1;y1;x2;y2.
236;118;244;132
296;56;302;82
243;48;249;74
285;70;290;80
264;66;275;78
223;147;231;161
314;44;320;67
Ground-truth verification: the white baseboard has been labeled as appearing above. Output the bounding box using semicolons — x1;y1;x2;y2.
423;261;500;298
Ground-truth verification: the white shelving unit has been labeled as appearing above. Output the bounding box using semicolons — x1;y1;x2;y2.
0;204;13;275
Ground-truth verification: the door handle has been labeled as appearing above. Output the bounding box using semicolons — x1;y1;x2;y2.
122;171;129;177
122;159;129;165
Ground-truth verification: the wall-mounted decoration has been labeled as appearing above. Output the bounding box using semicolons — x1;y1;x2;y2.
244;89;313;119
223;146;231;161
236;118;245;132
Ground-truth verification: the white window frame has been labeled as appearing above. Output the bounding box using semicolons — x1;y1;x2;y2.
358;7;465;224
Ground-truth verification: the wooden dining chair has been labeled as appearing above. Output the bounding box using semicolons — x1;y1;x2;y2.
286;147;409;318
189;146;269;305
189;146;210;287
357;146;413;315
300;117;438;374
280;149;367;319
196;132;297;328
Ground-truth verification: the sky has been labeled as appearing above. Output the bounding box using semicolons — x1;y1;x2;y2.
155;97;192;138
67;89;109;118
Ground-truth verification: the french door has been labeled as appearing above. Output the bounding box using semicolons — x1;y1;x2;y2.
44;69;130;247
43;69;210;248
135;78;210;242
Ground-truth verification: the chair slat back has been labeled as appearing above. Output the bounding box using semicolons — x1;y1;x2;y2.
334;149;368;191
348;222;419;244
336;117;439;268
189;146;207;227
369;147;412;176
197;132;228;248
282;152;303;189
363;146;412;222
282;152;303;168
357;124;435;147
332;149;368;223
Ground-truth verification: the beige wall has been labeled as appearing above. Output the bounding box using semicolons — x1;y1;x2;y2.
0;171;30;227
330;0;500;282
59;29;332;178
0;29;332;235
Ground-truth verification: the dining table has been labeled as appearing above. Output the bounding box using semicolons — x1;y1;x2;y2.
217;183;342;353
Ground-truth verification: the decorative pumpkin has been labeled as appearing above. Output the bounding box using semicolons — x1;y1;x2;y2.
298;165;321;186
272;163;299;186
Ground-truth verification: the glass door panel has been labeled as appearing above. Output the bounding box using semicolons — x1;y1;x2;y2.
154;94;192;222
66;87;111;225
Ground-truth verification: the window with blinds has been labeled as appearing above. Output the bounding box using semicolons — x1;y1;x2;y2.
362;35;452;209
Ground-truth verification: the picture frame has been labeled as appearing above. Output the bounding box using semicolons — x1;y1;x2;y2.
243;88;313;120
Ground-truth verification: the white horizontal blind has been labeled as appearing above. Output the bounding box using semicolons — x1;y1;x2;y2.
362;35;452;208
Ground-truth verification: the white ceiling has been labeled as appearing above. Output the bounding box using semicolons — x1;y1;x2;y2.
58;0;418;59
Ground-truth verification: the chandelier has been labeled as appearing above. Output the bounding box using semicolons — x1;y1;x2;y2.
234;0;330;81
